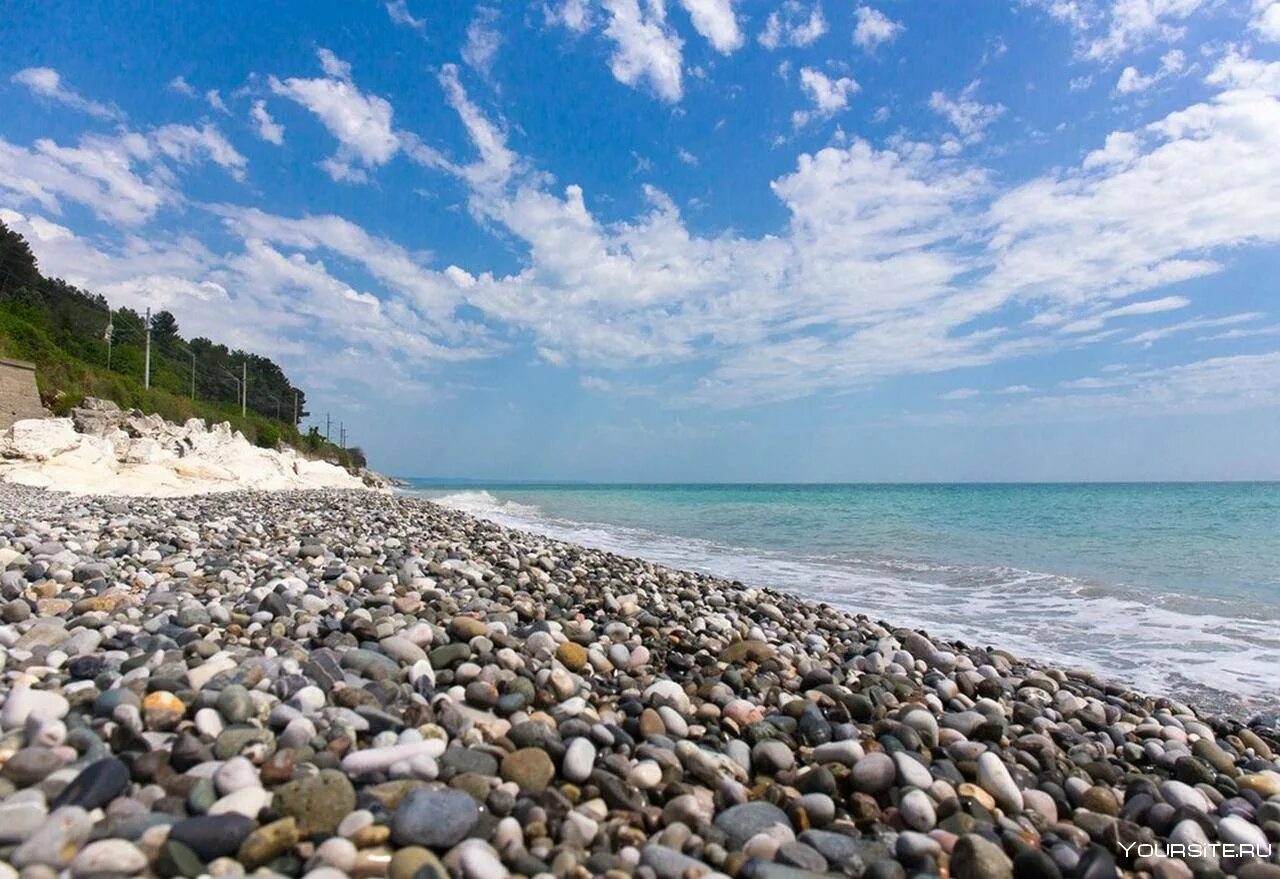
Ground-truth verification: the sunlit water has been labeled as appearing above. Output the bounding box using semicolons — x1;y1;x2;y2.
405;482;1280;718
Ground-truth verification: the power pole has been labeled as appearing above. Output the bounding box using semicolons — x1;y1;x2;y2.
190;350;196;400
325;413;331;443
293;391;298;426
340;422;346;449
143;307;151;390
241;361;247;418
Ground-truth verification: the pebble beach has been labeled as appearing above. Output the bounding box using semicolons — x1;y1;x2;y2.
2;485;1279;879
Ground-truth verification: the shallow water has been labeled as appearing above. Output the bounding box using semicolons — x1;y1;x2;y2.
406;481;1280;717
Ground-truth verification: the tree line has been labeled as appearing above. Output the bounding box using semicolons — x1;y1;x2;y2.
0;219;310;427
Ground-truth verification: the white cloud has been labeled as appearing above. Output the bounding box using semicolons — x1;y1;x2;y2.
546;0;593;31
385;0;426;32
317;48;353;81
151;123;248;180
1060;294;1189;333
1127;312;1263;345
792;67;859;126
929;81;1005;146
678;0;743;53
269;50;399;181
601;0;685;102
1253;0;1280;41
941;387;980;400
11;67;122;120
463;7;503;74
205;89;229;114
250;101;285;145
1115;48;1184;94
758;1;827;50
168;76;197;97
853;6;903;52
1027;0;1208;60
999;384;1034;393
1206;47;1280;94
676;147;699;165
0;122;246;226
1033;353;1280;418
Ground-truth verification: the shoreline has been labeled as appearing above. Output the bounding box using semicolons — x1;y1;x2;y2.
411;485;1279;721
1;485;1278;878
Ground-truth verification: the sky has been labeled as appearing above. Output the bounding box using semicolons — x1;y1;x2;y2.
2;0;1280;481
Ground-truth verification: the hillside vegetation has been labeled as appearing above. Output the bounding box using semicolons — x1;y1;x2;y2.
0;219;365;470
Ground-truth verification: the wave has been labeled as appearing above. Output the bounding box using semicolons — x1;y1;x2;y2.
422;488;1280;716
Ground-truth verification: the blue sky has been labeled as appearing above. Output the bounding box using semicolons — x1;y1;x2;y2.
2;0;1279;480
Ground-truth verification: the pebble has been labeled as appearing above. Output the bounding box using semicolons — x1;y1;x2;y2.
390;788;480;848
0;483;1276;879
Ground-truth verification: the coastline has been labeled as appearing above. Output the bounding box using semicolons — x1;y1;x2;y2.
411;484;1280;721
1;485;1278;879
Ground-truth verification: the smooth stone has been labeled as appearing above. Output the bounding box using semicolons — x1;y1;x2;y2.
976;752;1023;813
168;814;256;861
10;805;93;869
500;747;555;792
390;788;480;848
275;770;357;836
69;839;148;879
0;796;49;844
713;801;792;849
0;688;69;730
563;736;596;783
237;816;300;869
208;786;272;818
851;752;896;795
811;740;863;765
951;833;1013;879
900;788;937;831
214;756;260;795
1218;815;1269;848
51;758;129;811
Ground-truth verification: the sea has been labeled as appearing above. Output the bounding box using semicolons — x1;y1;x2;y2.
404;481;1280;718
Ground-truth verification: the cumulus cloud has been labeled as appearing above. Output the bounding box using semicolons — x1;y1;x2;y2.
678;0;743;53
758;1;827;49
11;67;122;120
929;81;1005;150
1253;0;1280;41
853;6;902;52
1115;48;1185;94
1029;0;1207;60
0;122;246;226
601;0;685;102
269;49;399;181
792;67;859;126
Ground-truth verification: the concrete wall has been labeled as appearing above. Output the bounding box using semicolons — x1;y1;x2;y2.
0;358;44;430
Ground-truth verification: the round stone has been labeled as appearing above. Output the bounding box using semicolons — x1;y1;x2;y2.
562;737;596;783
500;747;555;792
851;752;896;795
390;788;480;849
713;801;792;849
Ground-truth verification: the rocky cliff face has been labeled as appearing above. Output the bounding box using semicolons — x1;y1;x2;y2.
0;398;380;496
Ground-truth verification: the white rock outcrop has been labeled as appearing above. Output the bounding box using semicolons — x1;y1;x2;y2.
0;400;373;497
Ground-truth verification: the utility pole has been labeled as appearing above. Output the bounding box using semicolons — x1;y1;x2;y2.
190;350;196;400
104;317;113;370
340;422;346;450
241;361;247;418
293;391;298;427
143;307;151;390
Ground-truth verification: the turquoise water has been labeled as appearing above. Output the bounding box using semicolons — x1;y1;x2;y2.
407;482;1280;716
